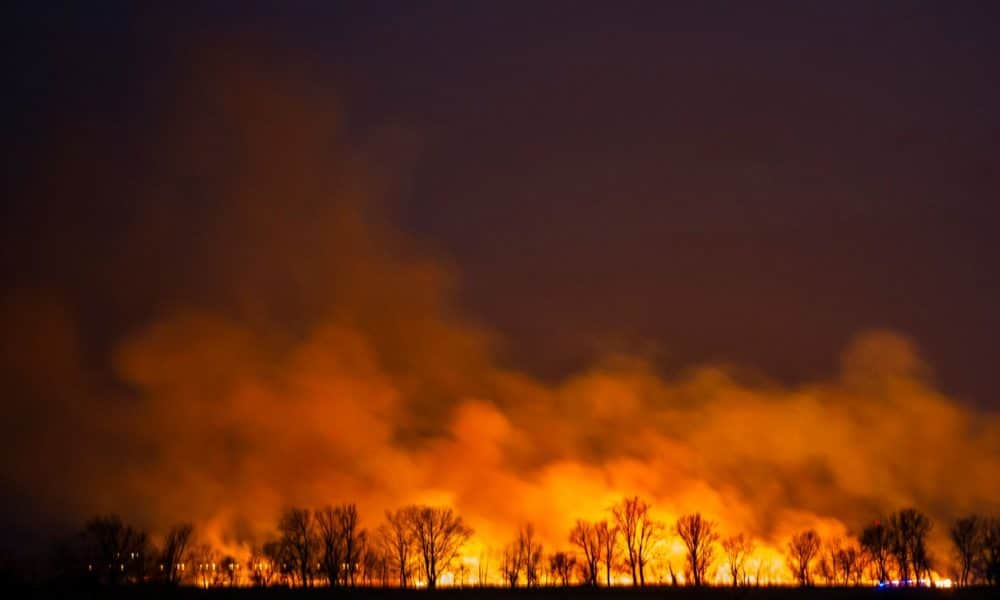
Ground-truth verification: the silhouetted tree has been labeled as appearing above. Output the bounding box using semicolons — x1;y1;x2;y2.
721;533;753;586
316;503;366;587
316;506;344;587
569;520;601;586
817;538;861;586
361;546;389;587
787;530;821;586
379;508;415;588
278;507;317;587
548;551;576;586
341;504;367;585
517;524;543;587
951;515;982;587
835;544;862;585
753;557;772;586
889;508;932;584
81;515;149;585
612;496;660;586
263;539;295;586
859;520;892;583
981;517;1000;586
676;513;718;586
405;505;472;589
667;561;679;586
158;523;192;585
500;542;523;588
817;538;841;585
477;548;491;586
595;520;618;586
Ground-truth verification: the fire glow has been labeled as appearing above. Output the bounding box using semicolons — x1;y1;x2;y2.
4;60;999;590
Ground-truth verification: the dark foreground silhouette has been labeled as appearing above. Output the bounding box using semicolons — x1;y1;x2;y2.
5;586;998;600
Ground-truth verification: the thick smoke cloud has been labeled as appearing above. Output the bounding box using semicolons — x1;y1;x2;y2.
2;54;998;577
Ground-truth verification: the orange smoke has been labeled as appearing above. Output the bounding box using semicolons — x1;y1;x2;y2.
1;46;998;584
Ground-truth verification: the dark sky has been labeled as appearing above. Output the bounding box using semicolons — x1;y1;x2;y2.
5;2;1000;408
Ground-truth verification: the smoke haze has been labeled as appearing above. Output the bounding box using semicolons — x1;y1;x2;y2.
2;47;998;579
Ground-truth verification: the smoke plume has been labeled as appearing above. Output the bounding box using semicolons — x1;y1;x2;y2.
2;51;998;580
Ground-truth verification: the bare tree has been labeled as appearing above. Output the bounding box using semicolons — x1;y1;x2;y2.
378;548;393;587
721;533;753;586
676;513;718;586
278;507;317;587
835;544;862;586
859;520;892;583
951;515;982;587
315;506;344;586
405;505;472;589
379;508;415;588
595;520;619;586
981;517;1000;587
667;561;679;586
264;539;296;587
315;504;367;587
500;542;523;588
477;548;490;587
361;546;389;587
548;551;576;586
753;557;766;586
159;523;192;585
816;538;841;585
819;538;862;586
348;504;368;586
81;515;149;585
612;496;660;586
517;524;543;587
787;530;821;586
889;508;932;584
569;520;601;586
338;504;366;585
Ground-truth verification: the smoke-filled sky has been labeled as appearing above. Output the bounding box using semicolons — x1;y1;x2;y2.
3;1;1000;575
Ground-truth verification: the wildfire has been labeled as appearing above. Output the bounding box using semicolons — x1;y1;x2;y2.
4;57;999;591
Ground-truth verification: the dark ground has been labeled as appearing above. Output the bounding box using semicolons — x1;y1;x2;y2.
4;587;996;600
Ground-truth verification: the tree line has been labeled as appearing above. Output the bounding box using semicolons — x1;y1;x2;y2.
49;498;1000;588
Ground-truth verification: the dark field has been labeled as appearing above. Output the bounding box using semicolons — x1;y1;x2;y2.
6;588;997;600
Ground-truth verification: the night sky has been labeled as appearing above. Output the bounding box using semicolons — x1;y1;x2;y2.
7;3;1000;408
3;1;1000;558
